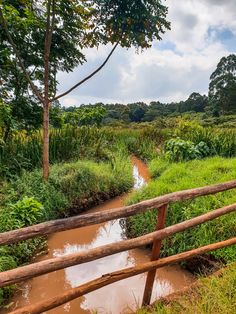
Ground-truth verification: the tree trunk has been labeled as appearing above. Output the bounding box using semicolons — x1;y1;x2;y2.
43;101;50;180
3;124;10;143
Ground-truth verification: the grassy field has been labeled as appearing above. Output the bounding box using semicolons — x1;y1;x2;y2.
137;264;236;314
126;157;236;263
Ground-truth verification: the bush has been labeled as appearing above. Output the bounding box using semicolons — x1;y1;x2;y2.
164;138;210;161
126;157;236;263
0;197;44;231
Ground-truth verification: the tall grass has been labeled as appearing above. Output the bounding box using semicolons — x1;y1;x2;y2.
0;126;160;178
137;264;236;314
174;121;236;157
126;157;236;263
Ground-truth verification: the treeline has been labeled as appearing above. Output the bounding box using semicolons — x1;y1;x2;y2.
1;54;236;136
60;92;208;126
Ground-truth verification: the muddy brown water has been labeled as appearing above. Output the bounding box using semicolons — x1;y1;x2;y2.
5;157;194;314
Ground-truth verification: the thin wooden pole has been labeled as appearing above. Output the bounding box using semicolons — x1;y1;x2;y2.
10;237;236;314
142;204;168;306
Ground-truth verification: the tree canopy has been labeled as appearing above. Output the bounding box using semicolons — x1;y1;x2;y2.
209;54;236;115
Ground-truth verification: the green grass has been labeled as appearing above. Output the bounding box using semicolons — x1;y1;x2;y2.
126;157;236;263
0;156;133;307
137;263;236;314
0;126;159;178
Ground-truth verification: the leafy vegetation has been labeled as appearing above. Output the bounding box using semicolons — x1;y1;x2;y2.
164;138;210;162
137;264;236;314
173;121;236;157
126;157;236;263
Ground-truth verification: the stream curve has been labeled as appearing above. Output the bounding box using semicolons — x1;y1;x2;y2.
5;157;194;314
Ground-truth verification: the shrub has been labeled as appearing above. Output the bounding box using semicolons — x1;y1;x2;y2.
164;138;210;161
0;197;44;231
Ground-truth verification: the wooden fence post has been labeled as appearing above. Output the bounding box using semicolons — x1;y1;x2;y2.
142;204;168;306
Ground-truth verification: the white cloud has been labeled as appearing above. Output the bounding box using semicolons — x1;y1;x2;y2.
57;0;236;106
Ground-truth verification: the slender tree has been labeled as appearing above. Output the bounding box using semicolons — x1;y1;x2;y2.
0;0;170;180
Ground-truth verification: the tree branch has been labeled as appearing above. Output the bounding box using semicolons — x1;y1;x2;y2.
0;7;44;103
51;42;119;102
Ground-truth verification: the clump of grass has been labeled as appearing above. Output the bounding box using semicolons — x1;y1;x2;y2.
126;157;236;263
149;158;169;178
137;263;236;314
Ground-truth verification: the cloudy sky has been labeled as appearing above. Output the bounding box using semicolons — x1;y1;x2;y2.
57;0;236;107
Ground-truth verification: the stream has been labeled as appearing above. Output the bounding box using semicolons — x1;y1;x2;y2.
6;157;194;313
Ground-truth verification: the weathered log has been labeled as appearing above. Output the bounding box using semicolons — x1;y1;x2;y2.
1;203;235;288
1;179;236;246
10;237;236;314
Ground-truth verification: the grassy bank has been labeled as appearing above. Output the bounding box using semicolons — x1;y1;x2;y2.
126;157;236;263
137;263;236;314
0;156;133;307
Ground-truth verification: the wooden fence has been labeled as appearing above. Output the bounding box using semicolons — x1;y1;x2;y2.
0;179;236;314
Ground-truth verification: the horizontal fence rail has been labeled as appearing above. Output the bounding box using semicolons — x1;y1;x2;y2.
0;179;236;314
1;179;236;246
10;238;236;314
0;203;235;289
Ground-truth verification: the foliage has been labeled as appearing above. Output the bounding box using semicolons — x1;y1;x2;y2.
174;121;236;157
149;158;169;178
0;1;170;137
126;157;236;263
77;105;107;126
62;94;208;126
138;264;236;314
0;197;43;231
0;100;13;141
209;54;236;115
164;138;210;161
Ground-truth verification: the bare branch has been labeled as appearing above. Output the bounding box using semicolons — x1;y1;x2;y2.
0;7;44;103
51;42;119;102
